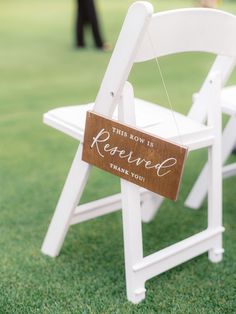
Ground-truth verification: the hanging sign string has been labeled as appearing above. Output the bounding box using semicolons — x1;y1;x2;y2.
82;33;188;201
147;31;184;147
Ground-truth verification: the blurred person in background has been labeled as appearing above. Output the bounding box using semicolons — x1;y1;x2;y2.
75;0;109;51
198;0;221;8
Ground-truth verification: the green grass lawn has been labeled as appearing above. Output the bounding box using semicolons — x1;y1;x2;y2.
1;0;236;312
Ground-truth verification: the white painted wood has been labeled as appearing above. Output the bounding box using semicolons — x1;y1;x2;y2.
71;194;122;225
185;116;236;209
94;1;153;117
132;227;224;280
206;72;223;262
185;57;236;209
121;179;146;303
141;193;164;223
43;103;93;141
44;100;167;141
41;2;230;303
70;188;153;225
223;163;236;179
221;85;236;115
119;82;146;303
44;99;213;149
135;10;236;62
41;145;91;257
188;56;236;122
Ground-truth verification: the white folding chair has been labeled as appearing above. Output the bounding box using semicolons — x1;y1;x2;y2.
41;2;236;303
185;58;236;209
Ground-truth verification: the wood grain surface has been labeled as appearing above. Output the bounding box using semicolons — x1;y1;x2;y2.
82;111;188;200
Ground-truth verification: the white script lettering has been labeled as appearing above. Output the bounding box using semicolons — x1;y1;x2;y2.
90;129;177;177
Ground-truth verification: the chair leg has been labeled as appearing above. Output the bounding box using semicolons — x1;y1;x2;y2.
208;234;223;263
41;145;91;257
206;72;223;263
141;193;164;223
118;82;145;302
208;147;224;263
185;115;236;209
208;144;223;263
184;163;208;209
121;179;146;303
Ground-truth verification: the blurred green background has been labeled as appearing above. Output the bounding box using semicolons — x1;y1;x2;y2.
0;0;236;313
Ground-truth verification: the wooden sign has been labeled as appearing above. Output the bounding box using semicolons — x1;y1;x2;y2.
82;111;188;200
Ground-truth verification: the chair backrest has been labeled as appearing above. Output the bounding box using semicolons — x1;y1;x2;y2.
135;8;236;61
93;1;236;118
188;55;236;122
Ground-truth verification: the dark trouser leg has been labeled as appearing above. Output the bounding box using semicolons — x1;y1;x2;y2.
75;0;86;47
86;0;104;48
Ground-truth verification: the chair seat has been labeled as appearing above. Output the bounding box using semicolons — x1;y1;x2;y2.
221;85;236;115
44;98;213;150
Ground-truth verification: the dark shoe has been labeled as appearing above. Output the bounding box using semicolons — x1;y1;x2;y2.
75;43;85;48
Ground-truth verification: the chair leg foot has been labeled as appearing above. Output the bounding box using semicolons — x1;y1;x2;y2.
208;247;224;263
127;287;146;304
